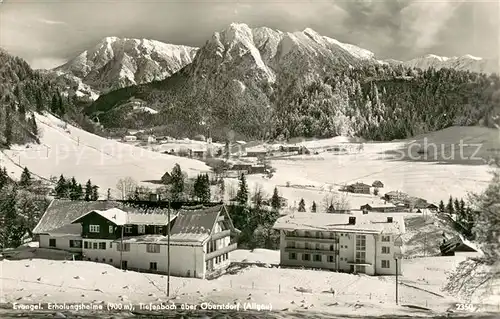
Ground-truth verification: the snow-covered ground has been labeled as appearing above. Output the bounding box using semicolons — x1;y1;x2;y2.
0;112;210;199
0;258;467;316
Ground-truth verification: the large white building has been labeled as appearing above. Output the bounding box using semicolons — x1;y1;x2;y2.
33;200;239;279
273;212;405;275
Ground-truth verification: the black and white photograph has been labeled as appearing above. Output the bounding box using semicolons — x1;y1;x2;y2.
0;0;499;318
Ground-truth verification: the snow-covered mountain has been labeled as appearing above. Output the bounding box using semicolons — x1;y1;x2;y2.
52;37;198;98
387;54;498;74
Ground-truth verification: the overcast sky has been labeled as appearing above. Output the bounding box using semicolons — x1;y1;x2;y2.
0;0;498;69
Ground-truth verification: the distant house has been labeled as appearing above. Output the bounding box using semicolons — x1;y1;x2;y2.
250;165;267;174
279;146;301;153
347;183;371;194
384;191;408;202
161;172;172;185
245;150;269;158
230;164;253;175
360;203;399;213
372;180;384;188
122;136;137;142
147;135;157;144
192;150;207;158
426;203;438;212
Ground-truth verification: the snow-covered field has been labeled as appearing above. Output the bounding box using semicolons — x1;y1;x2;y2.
227;127;496;208
0;257;465;316
0;112;210;198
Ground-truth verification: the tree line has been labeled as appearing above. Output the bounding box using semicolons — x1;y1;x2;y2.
0;166;50;249
54;175;100;201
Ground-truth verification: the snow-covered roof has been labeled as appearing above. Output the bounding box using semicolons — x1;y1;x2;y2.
33;199;172;236
74;208;128;226
273;212;405;234
168;205;223;243
362;202;397;208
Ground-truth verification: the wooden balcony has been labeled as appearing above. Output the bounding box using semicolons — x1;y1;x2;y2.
206;243;237;260
211;229;231;241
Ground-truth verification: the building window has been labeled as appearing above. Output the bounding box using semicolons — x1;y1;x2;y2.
382;235;391;242
315;243;321;250
109;242;112;248
287;241;295;248
124;226;133;234
328;256;334;263
99;242;106;250
316;231;322;238
109;225;114;234
356;251;366;263
302;253;310;261
155;226;163;234
109;259;113;263
89;225;100;233
329;244;334;251
138;225;145;234
149;262;157;271
382;260;390;268
84;241;89;249
289;252;297;260
69;240;82;248
102;258;105;262
313;254;322;262
356;235;366;251
146;244;160;253
304;242;310;250
304;231;310;237
224;253;228;260
382;246;391;254
92;242;98;249
49;238;56;247
117;243;130;252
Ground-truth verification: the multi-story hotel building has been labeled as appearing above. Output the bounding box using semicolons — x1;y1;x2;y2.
273;212;405;275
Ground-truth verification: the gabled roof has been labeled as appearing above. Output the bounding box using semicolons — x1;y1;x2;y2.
33;200;126;236
361;202;397;209
169;205;225;244
33;199;172;236
71;208;129;226
350;182;371;187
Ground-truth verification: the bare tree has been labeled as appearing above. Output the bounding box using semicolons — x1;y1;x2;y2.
321;192;351;213
251;183;266;207
116;177;138;200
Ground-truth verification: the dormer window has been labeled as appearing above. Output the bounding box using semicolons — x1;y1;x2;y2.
124;226;133;234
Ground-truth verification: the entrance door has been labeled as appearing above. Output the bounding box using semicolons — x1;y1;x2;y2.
356;265;366;274
121;260;128;269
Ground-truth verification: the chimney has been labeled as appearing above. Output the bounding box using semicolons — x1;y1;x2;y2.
348;216;356;225
387;217;393;223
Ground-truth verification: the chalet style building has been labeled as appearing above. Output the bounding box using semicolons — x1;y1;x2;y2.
372;180;384;188
360;203;399;213
346;182;371;194
33;200;239;279
384;191;408;202
273;212;405;276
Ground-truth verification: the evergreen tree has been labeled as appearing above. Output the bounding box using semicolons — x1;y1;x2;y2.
84;180;92;201
107;188;111;200
19;167;32;188
30;116;38;135
327;204;335;213
298;198;306;212
91;185;99;201
0;167;8;191
459;198;467;222
4;105;12;146
76;183;83;200
311;201;317;213
236;174;248;206
193;175;203;201
201;174;211;203
69;177;79;200
217;179;225;201
439;200;445;213
447;196;455;214
454;198;461;216
54;175;67;199
170;163;185;200
0;185;24;248
271;187;280;211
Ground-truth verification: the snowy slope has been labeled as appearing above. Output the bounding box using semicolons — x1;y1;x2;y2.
387;54;499;74
53;37;198;96
0;112;209;198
